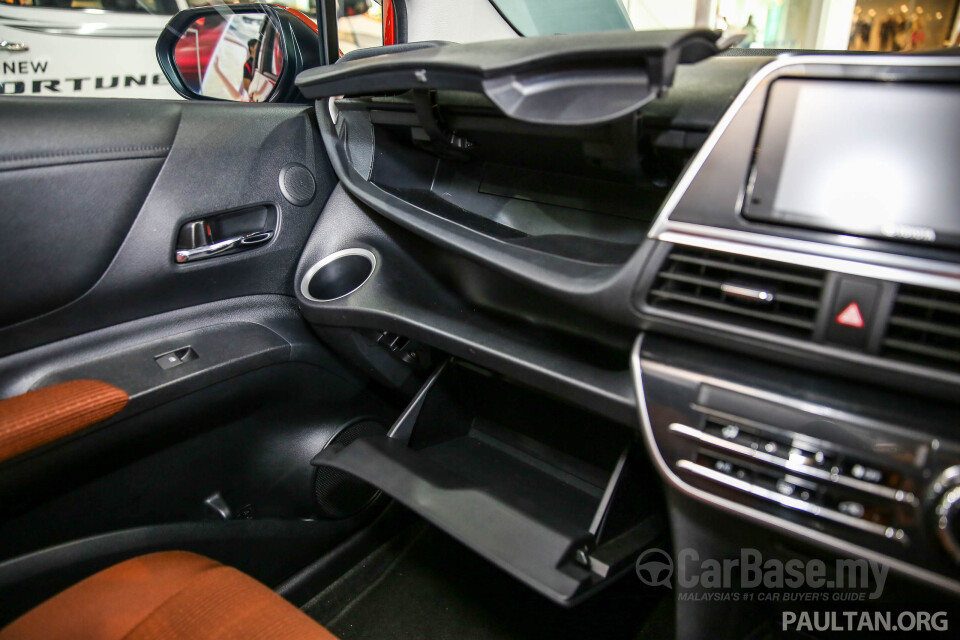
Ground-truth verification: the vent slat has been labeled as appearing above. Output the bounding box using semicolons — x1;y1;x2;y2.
888;315;960;341
883;284;960;373
657;271;722;288
667;254;823;288
895;293;960;316
658;272;819;309
882;338;960;365
647;247;825;339
649;290;816;330
769;293;820;310
651;248;960;376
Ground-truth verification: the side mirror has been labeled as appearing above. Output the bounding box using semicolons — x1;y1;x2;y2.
156;3;322;103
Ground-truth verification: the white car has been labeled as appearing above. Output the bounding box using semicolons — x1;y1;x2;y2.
337;0;381;53
0;0;182;98
0;0;380;98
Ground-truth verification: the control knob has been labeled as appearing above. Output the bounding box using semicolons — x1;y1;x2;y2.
929;466;960;562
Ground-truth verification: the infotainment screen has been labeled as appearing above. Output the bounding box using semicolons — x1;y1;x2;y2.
743;78;960;248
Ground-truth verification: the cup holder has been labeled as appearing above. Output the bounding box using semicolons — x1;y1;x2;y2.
300;248;376;302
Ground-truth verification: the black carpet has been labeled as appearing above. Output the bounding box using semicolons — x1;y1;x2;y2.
304;523;672;640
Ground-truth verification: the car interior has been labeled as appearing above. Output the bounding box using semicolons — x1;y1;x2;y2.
1;2;960;638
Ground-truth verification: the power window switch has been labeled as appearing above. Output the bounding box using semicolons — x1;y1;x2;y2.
156;353;182;370
154;346;198;370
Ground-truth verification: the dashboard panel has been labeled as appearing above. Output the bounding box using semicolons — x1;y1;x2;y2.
634;333;960;595
639;56;960;398
295;43;960;605
634;55;960;596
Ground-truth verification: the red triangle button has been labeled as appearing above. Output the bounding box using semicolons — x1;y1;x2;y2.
836;302;865;329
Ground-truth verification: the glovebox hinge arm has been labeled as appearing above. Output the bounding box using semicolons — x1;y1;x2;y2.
411;89;472;158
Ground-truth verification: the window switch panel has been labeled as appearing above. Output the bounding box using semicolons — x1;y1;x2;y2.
154;346;198;370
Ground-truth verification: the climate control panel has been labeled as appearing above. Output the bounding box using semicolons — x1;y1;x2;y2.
634;333;960;595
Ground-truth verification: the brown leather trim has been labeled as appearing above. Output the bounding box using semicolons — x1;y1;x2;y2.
0;380;128;464
0;551;339;640
0;552;221;640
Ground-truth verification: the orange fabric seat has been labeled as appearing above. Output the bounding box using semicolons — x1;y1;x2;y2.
0;551;337;640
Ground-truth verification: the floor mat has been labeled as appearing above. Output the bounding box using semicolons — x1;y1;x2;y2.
304;523;670;640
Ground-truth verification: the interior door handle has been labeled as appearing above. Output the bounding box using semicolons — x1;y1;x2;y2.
0;41;29;52
175;230;272;263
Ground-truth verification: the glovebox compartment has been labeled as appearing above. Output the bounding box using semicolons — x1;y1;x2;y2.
312;360;663;605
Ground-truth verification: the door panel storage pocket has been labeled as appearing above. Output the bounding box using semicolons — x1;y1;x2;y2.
312;359;664;605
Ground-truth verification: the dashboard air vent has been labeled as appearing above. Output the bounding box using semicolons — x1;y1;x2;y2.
647;247;826;338
883;285;960;372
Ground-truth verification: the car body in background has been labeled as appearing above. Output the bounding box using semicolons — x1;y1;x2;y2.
0;0;381;97
337;0;381;53
0;0;181;97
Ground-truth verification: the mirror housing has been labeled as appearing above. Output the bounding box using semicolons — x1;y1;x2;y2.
156;3;322;103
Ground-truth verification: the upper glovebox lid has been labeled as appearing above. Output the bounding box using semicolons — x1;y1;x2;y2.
296;29;735;126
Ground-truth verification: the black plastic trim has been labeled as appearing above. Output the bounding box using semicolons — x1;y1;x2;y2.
0;294;360;411
295;186;639;426
298;30;723;122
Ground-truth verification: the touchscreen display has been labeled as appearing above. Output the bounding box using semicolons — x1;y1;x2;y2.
744;78;960;247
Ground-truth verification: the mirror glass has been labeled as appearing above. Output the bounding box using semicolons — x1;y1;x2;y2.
173;12;283;102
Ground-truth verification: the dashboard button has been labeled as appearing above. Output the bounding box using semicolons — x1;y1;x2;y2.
720;424;739;440
838;501;866;518
155;353;182;370
823;277;881;350
775;479;796;497
787;446;830;469
713;459;734;475
705;421;760;449
707;457;752;482
761;440;787;457
850;463;884;484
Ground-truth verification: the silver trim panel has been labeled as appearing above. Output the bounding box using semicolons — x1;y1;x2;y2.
658;224;960;293
631;333;960;596
645;358;927;441
175;231;274;264
668;422;916;505
675;459;902;540
300;248;377;303
719;282;774;302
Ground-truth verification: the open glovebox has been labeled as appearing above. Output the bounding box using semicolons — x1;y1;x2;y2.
298;31;731;602
296;29;734;288
312;360;664;605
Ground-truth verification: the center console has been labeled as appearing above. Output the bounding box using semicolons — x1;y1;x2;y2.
634;334;960;594
632;54;960;595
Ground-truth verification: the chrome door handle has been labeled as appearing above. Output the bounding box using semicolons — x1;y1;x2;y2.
0;41;29;52
175;230;272;263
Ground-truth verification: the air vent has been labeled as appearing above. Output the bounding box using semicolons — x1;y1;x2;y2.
647;247;826;338
883;285;960;372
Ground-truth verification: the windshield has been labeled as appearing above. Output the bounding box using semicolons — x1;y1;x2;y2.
490;0;960;51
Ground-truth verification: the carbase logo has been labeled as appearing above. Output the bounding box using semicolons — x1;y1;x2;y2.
635;548;888;599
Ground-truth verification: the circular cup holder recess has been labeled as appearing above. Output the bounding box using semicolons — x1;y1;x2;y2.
300;248;376;302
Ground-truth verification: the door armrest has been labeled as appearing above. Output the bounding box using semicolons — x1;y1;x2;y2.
0;380;128;464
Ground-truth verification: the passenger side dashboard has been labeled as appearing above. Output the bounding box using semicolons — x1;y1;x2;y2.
292;41;960;609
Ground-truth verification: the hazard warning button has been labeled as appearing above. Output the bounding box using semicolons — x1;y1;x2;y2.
836;302;865;329
824;278;881;349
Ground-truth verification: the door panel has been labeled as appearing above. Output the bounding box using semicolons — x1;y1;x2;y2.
0;98;337;356
0;98;180;327
0;97;400;622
